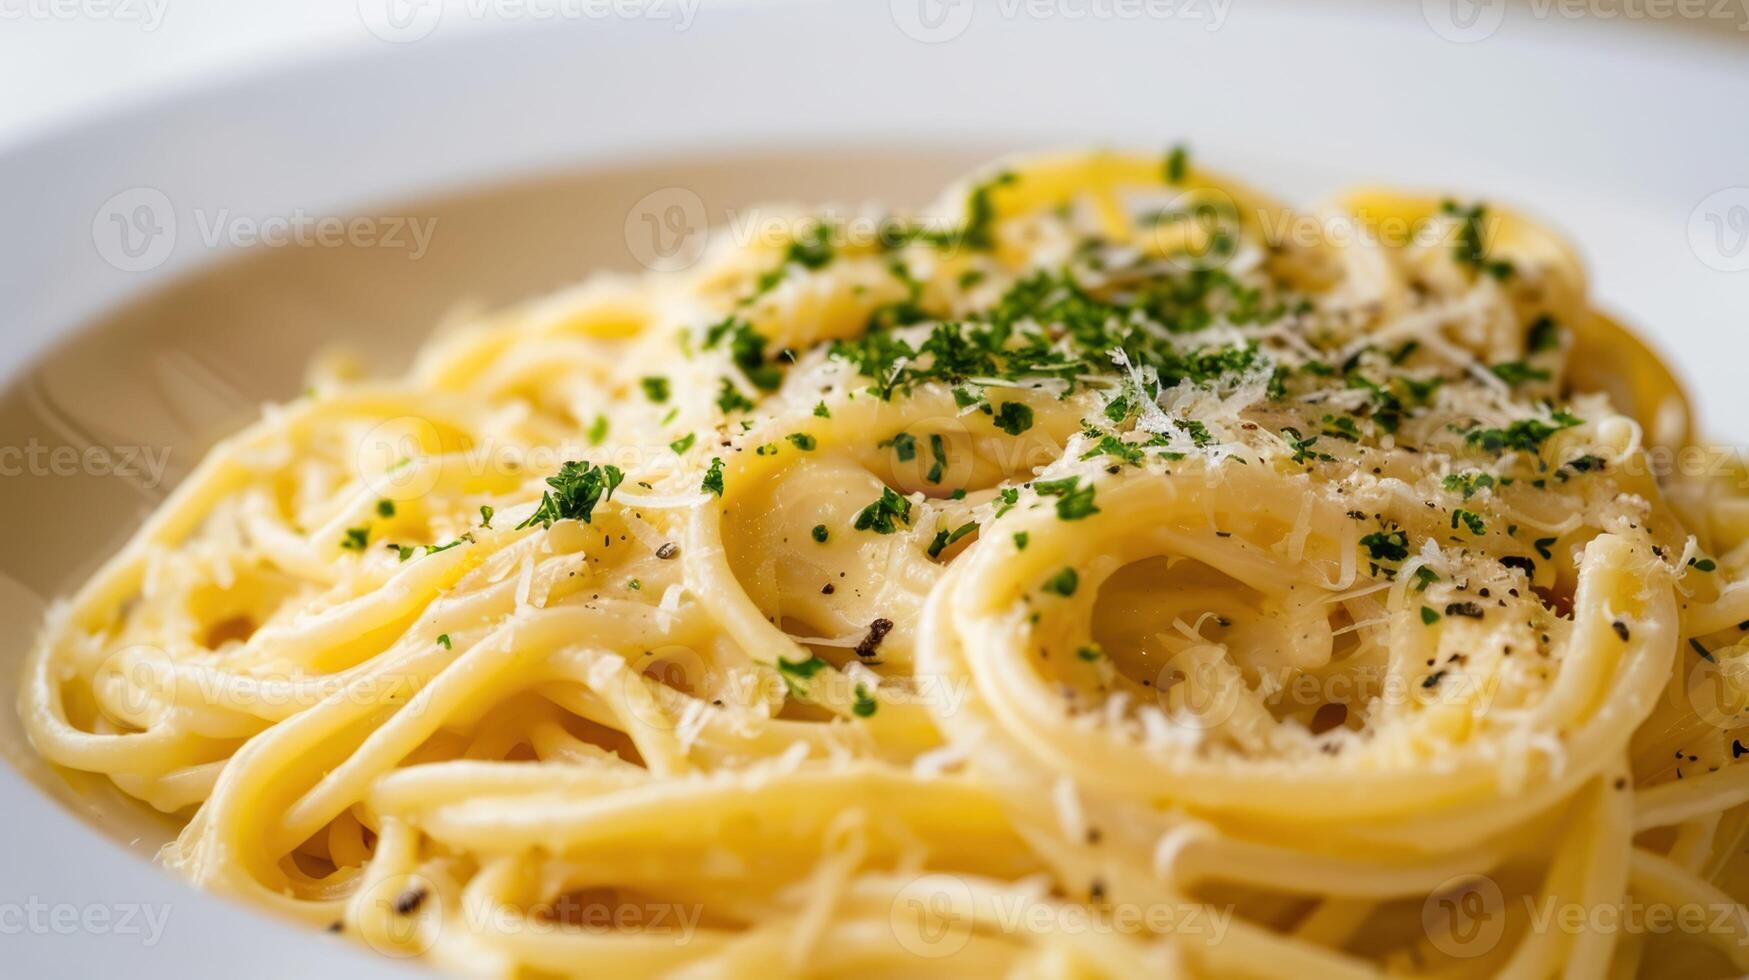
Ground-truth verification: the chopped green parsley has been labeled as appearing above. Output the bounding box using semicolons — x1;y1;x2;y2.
853;488;912;534
1042;567;1079;597
518;461;625;529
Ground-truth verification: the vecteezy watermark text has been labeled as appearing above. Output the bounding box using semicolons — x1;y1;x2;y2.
93;187;439;272
0;439;172;488
357;0;701;43
191;209;437;259
0;898;172;946
1424;0;1749;43
0;0;168;29
1424;874;1749;959
890;0;1231;43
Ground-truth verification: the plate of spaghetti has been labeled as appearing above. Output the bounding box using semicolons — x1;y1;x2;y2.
5;4;1749;979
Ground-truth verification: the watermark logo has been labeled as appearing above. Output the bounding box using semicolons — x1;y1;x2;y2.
356;873;443;958
1423;874;1508;958
1153;647;1245;730
1689;187;1749;273
890;0;976;42
1146;187;1243;273
625;186;709;271
889;873;977;957
357;0;445;42
93;188;176;273
355;416;449;502
96;644;175;718
1676;648;1749;732
617;646;720;732
877;415;1054;493
1422;0;1509;41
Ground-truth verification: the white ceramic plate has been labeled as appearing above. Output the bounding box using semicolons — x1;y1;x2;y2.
3;2;1747;975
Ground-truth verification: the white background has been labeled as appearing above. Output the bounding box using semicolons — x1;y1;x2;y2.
0;1;356;145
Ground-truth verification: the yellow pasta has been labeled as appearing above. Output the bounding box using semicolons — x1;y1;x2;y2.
21;149;1749;978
